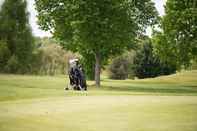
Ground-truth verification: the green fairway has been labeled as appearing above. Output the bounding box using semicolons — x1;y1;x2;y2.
0;70;197;131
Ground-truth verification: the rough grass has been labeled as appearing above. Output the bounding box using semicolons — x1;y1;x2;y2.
0;70;197;131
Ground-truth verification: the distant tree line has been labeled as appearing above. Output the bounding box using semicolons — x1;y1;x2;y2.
0;0;34;73
109;0;197;79
0;0;77;75
0;0;196;82
109;37;177;79
153;0;197;68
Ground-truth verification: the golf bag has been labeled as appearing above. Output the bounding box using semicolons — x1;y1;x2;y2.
68;65;87;91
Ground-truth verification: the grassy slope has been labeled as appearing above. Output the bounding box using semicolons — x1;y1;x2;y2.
0;70;197;131
101;70;197;95
0;70;197;101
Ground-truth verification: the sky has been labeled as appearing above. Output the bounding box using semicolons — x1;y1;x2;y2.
0;0;166;37
154;0;166;16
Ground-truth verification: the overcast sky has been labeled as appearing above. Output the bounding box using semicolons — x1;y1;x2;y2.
0;0;166;37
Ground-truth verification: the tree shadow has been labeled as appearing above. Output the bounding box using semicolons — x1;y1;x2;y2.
99;85;197;94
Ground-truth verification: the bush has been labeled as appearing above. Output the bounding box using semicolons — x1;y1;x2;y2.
109;56;130;80
5;55;19;73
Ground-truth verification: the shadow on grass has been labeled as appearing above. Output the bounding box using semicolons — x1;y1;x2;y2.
98;85;197;94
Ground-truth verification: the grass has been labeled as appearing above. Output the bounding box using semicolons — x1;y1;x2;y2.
0;70;197;131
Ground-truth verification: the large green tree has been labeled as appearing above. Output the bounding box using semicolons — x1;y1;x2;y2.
0;0;34;73
161;0;197;67
35;0;158;86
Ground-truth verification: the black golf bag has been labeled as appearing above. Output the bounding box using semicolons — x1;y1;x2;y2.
68;66;87;91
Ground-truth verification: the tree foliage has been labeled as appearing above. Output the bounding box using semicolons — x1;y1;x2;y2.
35;0;158;86
31;38;77;75
152;32;179;69
133;38;176;79
161;0;197;67
80;53;95;80
0;41;10;71
0;0;34;73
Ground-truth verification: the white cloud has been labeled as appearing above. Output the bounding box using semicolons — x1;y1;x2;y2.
154;0;166;16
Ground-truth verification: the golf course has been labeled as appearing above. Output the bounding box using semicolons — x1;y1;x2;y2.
0;70;197;131
1;0;197;130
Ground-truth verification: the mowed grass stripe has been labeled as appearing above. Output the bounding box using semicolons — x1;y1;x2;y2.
0;96;197;131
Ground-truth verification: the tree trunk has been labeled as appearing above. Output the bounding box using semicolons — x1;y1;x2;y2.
95;52;101;87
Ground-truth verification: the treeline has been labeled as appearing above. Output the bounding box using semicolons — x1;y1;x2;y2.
0;36;77;75
109;37;177;79
109;0;197;80
0;0;33;74
0;0;75;75
1;0;197;80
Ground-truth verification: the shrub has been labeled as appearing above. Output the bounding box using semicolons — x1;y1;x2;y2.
109;56;130;80
5;55;19;73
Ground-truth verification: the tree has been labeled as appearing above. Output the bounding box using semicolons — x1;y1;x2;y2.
31;37;77;75
152;31;179;69
0;41;10;72
133;38;176;79
162;0;197;67
80;53;95;80
0;0;34;73
35;0;158;87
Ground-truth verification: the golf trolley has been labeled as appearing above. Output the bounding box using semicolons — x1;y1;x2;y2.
65;59;87;91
